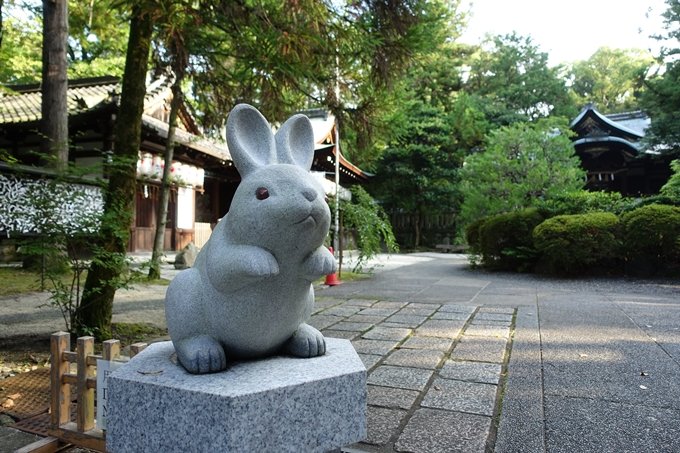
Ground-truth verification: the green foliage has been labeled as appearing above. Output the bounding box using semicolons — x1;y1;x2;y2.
533;212;621;274
641;1;680;155
621;204;680;264
472;208;545;271
338;186;398;272
460;118;586;224
370;40;488;245
4;163;115;336
567;46;655;114
660;159;680;198
534;190;637;217
465;33;575;125
0;16;42;84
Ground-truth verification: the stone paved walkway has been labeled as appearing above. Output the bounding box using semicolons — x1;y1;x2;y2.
311;296;512;453
3;252;680;453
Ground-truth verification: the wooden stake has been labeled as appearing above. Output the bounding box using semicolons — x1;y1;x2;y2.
76;336;95;432
50;332;70;428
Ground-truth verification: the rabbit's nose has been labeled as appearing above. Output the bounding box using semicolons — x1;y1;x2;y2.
302;187;317;202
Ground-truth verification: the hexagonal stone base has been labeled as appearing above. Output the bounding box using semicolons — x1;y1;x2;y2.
106;339;366;453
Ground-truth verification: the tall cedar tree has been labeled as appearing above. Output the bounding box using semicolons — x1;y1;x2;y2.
41;0;69;167
76;5;153;339
643;0;680;155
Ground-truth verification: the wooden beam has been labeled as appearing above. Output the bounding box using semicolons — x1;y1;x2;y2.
50;332;71;428
48;424;106;452
13;436;63;453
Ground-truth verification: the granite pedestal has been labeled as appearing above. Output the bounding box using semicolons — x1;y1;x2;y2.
105;339;366;453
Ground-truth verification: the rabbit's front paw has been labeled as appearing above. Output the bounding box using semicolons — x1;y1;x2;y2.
243;249;280;278
176;335;227;374
283;323;326;358
302;247;337;281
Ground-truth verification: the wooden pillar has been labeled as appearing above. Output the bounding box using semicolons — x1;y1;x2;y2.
102;339;120;361
76;336;95;432
50;332;71;428
130;343;148;358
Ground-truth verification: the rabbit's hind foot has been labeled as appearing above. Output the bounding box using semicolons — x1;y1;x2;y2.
283;323;326;358
175;335;227;374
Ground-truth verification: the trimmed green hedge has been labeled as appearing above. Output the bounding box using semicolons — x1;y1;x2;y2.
466;203;680;276
621;204;680;276
533;212;621;274
473;209;545;271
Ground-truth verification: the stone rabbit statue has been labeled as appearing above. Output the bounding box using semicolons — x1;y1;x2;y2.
165;104;337;374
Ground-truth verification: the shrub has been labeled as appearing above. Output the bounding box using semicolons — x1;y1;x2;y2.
534;190;636;217
533;212;621;274
465;217;488;253
621;204;680;275
475;208;545;271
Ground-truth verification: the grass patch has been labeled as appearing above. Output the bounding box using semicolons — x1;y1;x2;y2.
126;270;171;286
315;270;372;285
0;267;83;296
0;267;41;295
111;323;168;347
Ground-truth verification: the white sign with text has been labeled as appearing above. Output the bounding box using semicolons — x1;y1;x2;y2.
96;359;124;430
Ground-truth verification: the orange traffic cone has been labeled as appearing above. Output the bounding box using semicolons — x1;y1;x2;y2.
324;247;344;286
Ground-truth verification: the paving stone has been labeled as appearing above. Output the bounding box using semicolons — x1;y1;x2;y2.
451;336;508;363
308;314;342;330
478;307;515;314
432;311;471;321
439;361;502;384
470;319;512;327
385;313;429;327
323;305;362;317
464;325;511;338
406;303;442;311
380;322;417;329
323;330;360;340
362;326;413;341
421;378;498;416
313;298;345;312
373;301;408;309
395;408;490;453
401;337;453;351
346;314;387;324
438;304;478;314
352;339;400;355
473;312;513;322
397;308;438;317
344;299;379;307
332;321;375;332
367;385;420;410
364;407;407;446
367;365;434;391
416;320;465;338
383;348;445;369
358;354;383;371
359;307;401;317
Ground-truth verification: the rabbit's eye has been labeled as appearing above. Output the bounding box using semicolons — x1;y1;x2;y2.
256;187;269;200
324;196;329;204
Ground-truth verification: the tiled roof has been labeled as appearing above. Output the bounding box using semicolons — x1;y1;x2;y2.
0;78;119;124
142;115;231;161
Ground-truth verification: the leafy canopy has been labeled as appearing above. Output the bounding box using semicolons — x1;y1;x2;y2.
464;33;575;125
460;118;586;224
567;47;655;114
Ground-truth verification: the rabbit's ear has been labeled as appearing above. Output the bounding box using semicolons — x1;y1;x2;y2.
226;104;276;177
275;114;315;171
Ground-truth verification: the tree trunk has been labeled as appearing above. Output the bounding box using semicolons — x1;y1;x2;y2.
76;6;153;340
1;0;5;49
414;213;421;247
148;82;182;280
41;0;69;167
